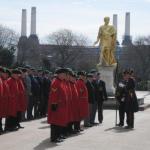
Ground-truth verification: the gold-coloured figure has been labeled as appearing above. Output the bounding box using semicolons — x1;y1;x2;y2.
94;17;117;66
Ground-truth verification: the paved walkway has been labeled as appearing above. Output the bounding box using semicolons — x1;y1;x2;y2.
0;109;150;150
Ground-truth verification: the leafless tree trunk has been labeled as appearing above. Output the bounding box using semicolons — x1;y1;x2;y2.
47;29;89;68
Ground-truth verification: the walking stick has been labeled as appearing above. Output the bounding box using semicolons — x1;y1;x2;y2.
115;97;118;126
114;60;119;126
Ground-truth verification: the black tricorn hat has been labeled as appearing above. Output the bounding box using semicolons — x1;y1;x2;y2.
72;73;77;78
6;69;11;76
21;68;27;73
96;72;101;76
128;68;134;75
123;69;130;75
77;71;86;76
0;68;11;76
55;68;68;74
87;73;93;77
12;69;22;74
90;69;97;73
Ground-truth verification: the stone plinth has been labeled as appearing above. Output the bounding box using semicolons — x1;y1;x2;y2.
97;65;116;96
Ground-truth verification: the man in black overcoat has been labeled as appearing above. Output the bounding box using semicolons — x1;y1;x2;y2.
124;70;139;129
95;73;107;123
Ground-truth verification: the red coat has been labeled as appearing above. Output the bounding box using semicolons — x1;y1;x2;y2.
70;81;80;121
0;78;10;117
65;81;73;122
17;79;27;112
7;78;19;117
76;79;89;120
0;78;4;117
47;78;68;126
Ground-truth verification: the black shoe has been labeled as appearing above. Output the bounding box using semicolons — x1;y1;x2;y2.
18;125;24;129
124;126;132;129
99;121;103;124
74;129;80;133
60;135;67;139
70;130;78;134
79;128;84;132
51;138;63;143
27;116;34;120
0;128;4;134
116;123;124;127
131;126;134;129
7;127;18;131
84;124;92;127
91;122;99;126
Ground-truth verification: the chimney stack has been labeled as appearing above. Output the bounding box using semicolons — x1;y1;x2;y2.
122;12;132;45
125;12;130;36
113;14;119;45
113;14;118;31
31;7;36;35
21;9;27;36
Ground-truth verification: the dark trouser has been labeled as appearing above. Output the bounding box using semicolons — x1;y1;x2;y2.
0;118;2;131
74;121;80;131
84;103;92;125
21;95;30;121
97;101;103;123
90;101;98;123
34;96;40;118
67;122;73;133
21;112;26;122
126;111;134;128
50;124;61;141
5;116;16;130
27;95;34;120
119;103;125;125
39;95;48;117
15;112;22;127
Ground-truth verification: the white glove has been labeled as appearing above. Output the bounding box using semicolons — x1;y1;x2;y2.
121;97;125;102
119;83;125;88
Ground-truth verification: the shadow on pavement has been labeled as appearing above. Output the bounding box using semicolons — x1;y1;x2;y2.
34;138;58;150
105;126;134;133
38;125;50;129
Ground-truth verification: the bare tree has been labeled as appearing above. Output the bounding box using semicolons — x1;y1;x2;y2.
119;36;150;80
47;29;89;68
0;24;19;48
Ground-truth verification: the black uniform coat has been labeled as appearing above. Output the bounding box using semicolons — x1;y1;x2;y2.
93;80;107;102
86;80;95;104
124;78;139;113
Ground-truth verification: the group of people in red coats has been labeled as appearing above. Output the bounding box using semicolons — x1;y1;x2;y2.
47;68;107;143
0;66;107;142
0;66;52;134
0;67;27;133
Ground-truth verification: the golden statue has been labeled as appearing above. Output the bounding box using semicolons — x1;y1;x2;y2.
94;17;117;66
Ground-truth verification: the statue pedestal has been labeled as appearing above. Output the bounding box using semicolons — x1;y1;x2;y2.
97;65;116;96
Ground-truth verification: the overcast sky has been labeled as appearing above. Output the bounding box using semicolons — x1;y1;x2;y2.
0;0;150;44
